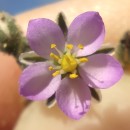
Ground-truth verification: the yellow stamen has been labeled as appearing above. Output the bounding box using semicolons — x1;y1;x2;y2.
52;70;60;77
51;44;56;48
49;42;88;79
51;44;63;56
48;66;54;71
78;44;84;49
79;57;88;63
69;73;78;79
50;53;60;61
66;44;73;50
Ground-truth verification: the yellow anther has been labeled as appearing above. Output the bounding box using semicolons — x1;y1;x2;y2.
66;44;73;50
79;57;88;63
52;70;60;77
51;44;56;48
69;73;78;79
78;44;84;49
48;66;54;71
50;53;60;61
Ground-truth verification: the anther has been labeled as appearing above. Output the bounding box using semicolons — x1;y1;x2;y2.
69;73;78;79
78;44;84;49
51;44;56;48
66;44;73;50
50;44;63;56
79;57;88;63
48;66;54;71
52;70;60;77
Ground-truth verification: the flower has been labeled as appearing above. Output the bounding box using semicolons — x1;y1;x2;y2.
19;11;123;120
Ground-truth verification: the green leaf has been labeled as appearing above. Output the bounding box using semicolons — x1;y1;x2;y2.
57;12;68;37
89;87;101;101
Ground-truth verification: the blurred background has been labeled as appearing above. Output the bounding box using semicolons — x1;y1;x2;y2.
0;1;61;130
0;0;59;14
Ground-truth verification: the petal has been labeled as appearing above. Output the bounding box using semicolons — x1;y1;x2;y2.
19;62;61;100
79;54;123;89
56;78;91;120
27;18;65;59
67;11;105;56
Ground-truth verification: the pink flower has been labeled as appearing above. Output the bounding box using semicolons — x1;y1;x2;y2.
19;11;123;119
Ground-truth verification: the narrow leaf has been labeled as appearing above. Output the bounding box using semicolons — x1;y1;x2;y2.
94;47;115;55
46;94;56;108
57;12;68;37
89;87;101;101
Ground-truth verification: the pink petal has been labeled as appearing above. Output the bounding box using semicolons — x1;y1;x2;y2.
27;18;65;59
67;11;105;56
56;78;91;120
79;54;123;89
19;62;61;100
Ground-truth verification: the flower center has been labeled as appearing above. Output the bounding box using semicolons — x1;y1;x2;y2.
61;54;77;72
49;43;88;79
